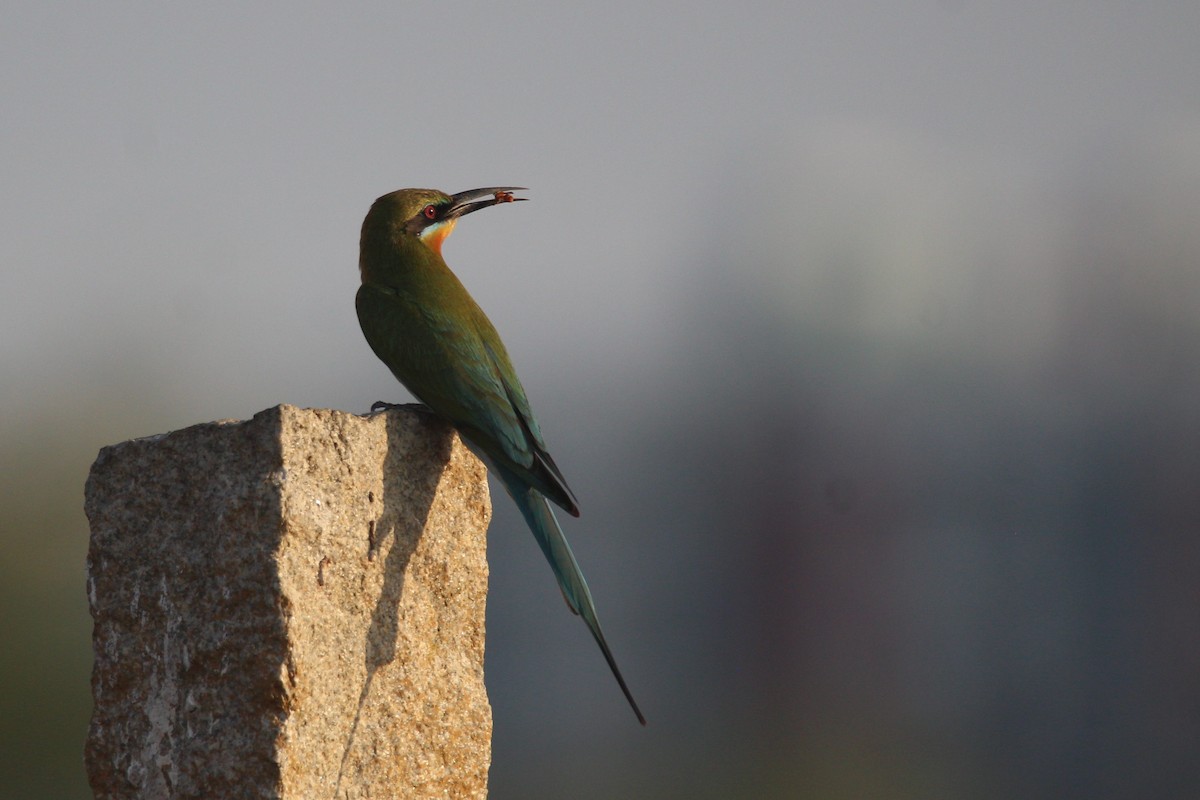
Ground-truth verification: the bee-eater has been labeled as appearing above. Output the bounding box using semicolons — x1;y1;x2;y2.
356;186;645;725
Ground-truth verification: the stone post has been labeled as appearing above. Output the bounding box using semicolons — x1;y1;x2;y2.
84;405;492;799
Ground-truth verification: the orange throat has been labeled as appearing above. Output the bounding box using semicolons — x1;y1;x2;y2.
419;219;457;256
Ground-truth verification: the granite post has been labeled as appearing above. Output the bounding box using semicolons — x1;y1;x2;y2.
84;405;492;799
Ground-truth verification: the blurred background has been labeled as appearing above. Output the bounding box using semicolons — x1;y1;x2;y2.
3;3;1199;798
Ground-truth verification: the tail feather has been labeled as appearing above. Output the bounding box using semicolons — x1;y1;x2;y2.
495;465;646;726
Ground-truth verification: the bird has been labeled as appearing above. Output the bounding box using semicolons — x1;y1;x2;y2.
355;186;645;725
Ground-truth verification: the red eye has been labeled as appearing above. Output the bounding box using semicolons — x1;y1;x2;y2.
423;205;437;220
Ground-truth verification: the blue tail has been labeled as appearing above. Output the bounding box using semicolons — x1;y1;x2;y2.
495;464;646;725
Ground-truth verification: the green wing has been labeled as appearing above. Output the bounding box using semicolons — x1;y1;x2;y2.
356;282;579;515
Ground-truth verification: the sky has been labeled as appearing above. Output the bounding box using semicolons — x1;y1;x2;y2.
3;3;1199;798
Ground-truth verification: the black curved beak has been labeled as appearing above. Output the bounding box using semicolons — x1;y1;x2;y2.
445;186;528;220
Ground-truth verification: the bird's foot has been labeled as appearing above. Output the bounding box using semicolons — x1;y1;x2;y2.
369;401;435;415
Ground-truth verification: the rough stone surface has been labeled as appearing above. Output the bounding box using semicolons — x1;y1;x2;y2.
84;404;492;799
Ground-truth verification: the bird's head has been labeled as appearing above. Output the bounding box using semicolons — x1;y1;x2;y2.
364;186;527;257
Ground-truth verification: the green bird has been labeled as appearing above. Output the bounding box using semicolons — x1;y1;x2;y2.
356;186;645;725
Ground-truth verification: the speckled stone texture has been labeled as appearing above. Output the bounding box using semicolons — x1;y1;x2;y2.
84;404;492;799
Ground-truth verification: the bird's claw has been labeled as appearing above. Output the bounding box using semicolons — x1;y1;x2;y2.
369;401;435;415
